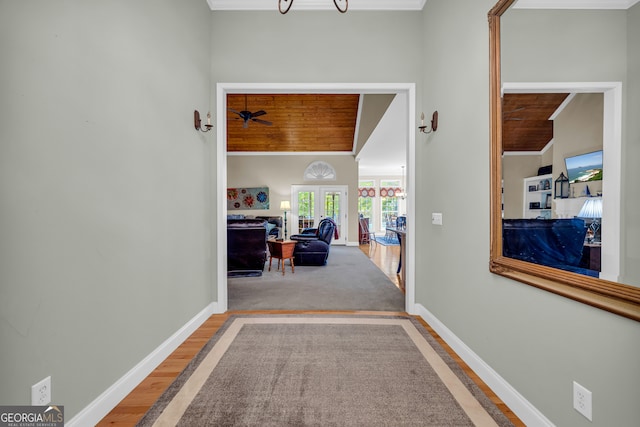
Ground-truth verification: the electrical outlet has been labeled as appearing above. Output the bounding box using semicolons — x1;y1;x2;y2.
31;376;51;406
432;213;443;225
573;381;592;421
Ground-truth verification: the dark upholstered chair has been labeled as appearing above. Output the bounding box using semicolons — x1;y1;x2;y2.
255;216;282;238
227;219;268;277
290;218;337;266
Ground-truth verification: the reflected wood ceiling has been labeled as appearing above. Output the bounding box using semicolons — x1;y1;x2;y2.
227;94;359;152
502;93;569;152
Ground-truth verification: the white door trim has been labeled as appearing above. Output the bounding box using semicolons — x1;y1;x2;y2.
215;82;417;314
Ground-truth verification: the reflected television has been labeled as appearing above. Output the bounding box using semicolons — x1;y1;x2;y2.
564;150;603;184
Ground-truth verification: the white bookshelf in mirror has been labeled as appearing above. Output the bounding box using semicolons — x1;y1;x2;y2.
523;174;552;219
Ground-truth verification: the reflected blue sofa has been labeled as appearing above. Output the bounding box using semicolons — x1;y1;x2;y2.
502;218;598;277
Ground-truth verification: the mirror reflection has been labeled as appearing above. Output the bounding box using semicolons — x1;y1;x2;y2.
501;92;604;278
499;4;634;286
488;0;640;321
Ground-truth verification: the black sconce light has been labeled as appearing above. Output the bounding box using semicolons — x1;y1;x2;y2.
554;172;570;199
418;111;438;134
194;110;213;133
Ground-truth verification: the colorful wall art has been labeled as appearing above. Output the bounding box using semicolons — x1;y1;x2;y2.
227;187;269;210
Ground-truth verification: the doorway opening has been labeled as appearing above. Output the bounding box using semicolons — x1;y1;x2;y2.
216;83;416;314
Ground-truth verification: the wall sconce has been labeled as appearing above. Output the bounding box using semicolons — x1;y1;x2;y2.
419;111;438;134
194;110;213;133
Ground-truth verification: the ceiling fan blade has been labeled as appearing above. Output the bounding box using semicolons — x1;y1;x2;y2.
251;110;267;118
228;108;242;116
252;118;273;126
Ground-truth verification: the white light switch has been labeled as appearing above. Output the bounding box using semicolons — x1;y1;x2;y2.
432;213;443;225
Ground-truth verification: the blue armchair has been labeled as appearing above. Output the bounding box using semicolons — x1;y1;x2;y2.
290;218;337;266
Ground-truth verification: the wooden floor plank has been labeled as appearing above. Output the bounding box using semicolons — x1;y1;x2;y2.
97;249;524;426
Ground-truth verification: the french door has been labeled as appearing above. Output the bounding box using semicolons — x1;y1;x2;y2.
291;185;347;245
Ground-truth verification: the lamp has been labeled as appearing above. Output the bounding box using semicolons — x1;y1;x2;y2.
418;111;438;134
194;110;213;133
554;172;570;199
578;198;603;243
397;165;406;200
279;0;347;14
280;200;291;240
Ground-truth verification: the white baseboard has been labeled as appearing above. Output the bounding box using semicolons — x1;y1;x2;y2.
66;301;218;427
413;303;553;427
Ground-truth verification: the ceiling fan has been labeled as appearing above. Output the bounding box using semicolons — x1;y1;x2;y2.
228;95;273;128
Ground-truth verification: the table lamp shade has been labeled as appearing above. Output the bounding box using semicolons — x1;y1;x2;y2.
578;198;602;219
578;197;602;243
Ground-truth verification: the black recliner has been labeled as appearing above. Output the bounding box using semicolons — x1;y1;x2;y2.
227;219;268;277
290;218;337;266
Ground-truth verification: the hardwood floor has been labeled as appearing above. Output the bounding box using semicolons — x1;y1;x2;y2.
359;240;403;290
97;247;524;426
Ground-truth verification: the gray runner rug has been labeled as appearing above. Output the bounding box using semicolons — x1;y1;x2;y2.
137;315;514;427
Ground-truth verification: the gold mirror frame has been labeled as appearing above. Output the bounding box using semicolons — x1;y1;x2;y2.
488;0;640;322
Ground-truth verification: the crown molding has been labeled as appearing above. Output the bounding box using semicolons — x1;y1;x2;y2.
207;0;427;12
513;0;639;9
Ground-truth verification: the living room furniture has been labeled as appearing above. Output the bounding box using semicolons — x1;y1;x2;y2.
290;218;337;266
386;227;406;290
255;216;283;238
280;200;290;239
267;240;296;275
384;225;399;244
502;218;598;277
227;219;268;277
358;217;374;244
581;243;602;271
523;174;552;219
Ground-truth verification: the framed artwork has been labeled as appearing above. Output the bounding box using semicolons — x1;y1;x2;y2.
227;187;269;210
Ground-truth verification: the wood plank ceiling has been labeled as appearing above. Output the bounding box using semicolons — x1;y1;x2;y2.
502;93;569;152
226;93;569;154
226;94;359;153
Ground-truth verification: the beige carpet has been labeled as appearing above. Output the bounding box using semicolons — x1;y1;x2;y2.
138;315;514;427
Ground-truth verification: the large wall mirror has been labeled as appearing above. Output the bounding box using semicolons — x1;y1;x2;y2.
489;0;640;321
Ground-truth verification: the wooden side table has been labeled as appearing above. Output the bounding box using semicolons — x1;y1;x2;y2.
267;240;296;275
581;243;602;271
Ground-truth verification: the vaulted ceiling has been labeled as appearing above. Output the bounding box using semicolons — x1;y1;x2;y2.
227;94;359;153
502;93;569;152
227;93;571;157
